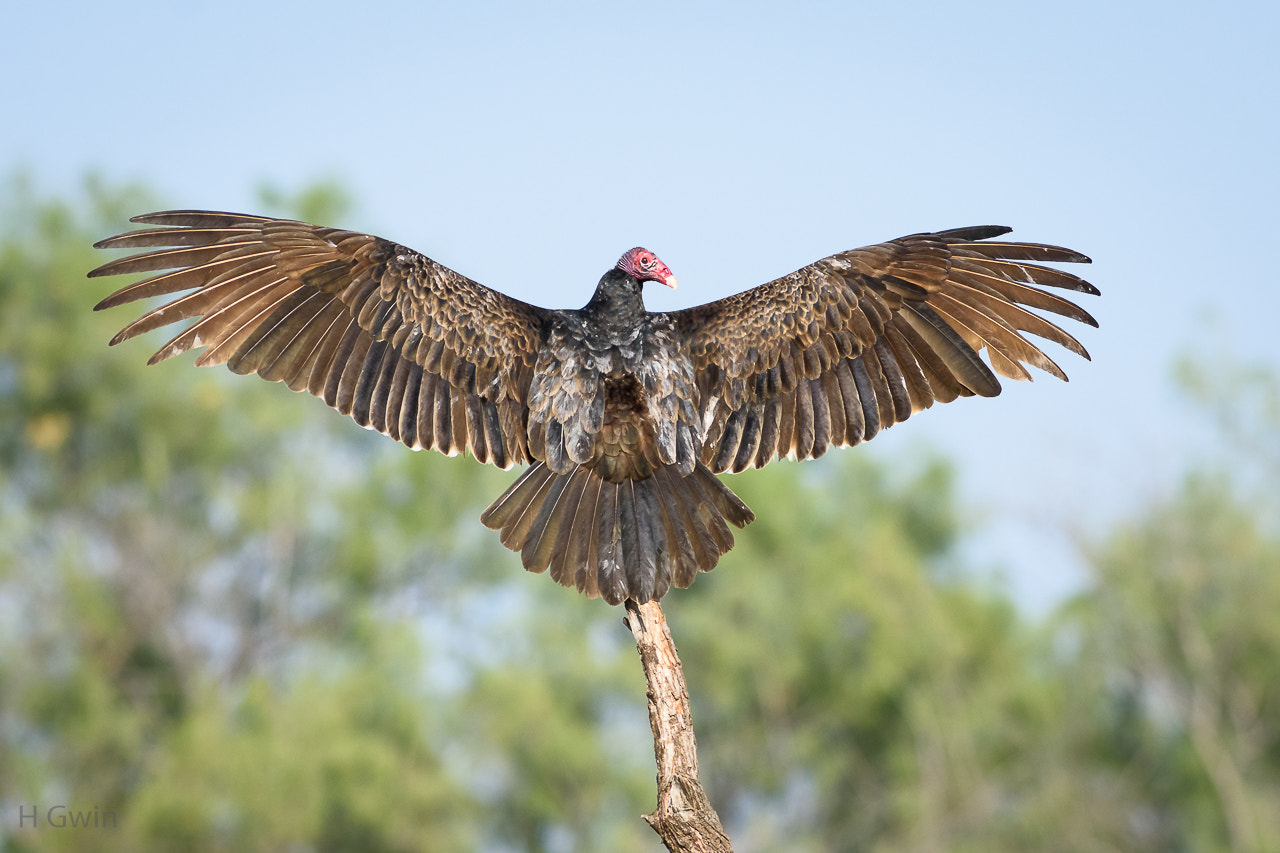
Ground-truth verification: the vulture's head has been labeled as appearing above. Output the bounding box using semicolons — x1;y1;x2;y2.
616;247;678;290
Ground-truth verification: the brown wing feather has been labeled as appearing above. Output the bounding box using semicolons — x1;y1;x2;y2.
90;210;549;468
673;226;1098;473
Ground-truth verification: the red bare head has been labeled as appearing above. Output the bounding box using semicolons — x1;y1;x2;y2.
616;247;678;289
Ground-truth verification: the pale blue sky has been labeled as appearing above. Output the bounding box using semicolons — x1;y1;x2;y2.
6;0;1277;610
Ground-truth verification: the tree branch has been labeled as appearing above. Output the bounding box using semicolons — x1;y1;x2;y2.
624;598;734;853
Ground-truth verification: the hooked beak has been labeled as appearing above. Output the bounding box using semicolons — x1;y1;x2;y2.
656;264;678;289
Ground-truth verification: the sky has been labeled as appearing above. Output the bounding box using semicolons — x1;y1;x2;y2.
5;0;1277;613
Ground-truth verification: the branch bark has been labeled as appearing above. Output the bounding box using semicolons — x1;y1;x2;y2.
624;598;734;853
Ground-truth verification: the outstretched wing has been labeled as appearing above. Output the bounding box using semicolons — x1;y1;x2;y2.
672;226;1099;473
91;211;550;468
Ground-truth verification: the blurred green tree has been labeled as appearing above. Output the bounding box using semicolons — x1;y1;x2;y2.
1059;361;1280;853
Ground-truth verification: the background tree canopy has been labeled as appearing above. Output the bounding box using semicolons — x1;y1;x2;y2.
2;176;1278;852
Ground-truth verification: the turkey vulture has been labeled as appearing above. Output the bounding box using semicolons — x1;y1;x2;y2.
90;212;1098;604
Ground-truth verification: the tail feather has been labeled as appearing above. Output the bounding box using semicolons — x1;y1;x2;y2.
480;461;755;604
556;473;599;590
524;471;574;569
482;464;553;550
593;480;619;601
687;470;736;553
651;470;699;590
632;482;662;602
656;465;716;576
580;475;604;598
535;467;589;576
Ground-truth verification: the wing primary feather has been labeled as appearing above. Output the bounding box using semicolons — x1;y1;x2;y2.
933;225;1013;241
449;391;467;457
258;291;337;384
731;405;763;473
753;398;781;468
833;360;865;445
169;279;295;366
850;358;882;441
398;364;424;448
872;338;913;421
794;376;815;459
351;339;392;428
234;288;327;378
377;350;416;439
465;395;490;464
415;371;439;451
433;381;453;454
713;408;745;472
821;369;847;447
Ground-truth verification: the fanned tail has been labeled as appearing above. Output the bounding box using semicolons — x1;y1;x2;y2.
480;461;754;604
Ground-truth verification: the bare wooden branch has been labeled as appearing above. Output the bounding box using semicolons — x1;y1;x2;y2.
624;598;734;853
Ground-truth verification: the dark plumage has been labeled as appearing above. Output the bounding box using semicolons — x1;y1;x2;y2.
90;212;1099;604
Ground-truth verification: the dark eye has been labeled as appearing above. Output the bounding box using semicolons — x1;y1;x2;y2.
640;256;654;269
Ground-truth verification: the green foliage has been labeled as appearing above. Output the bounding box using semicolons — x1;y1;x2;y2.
1064;478;1280;853
1053;353;1280;853
255;179;354;228
127;627;477;853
